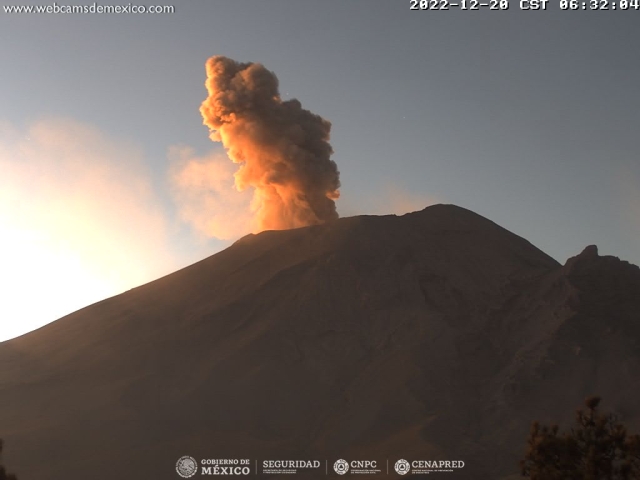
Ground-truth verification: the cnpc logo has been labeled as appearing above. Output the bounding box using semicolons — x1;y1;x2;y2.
334;459;349;475
350;460;377;469
334;459;378;474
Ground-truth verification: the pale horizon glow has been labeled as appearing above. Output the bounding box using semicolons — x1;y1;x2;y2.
0;118;184;341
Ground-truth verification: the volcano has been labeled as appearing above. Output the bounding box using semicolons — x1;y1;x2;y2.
1;204;639;479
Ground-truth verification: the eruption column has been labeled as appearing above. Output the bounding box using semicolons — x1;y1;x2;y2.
199;56;341;231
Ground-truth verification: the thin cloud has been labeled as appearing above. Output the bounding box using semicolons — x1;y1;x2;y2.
168;145;256;240
344;184;441;217
384;186;442;216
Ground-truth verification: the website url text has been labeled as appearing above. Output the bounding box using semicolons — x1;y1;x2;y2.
3;2;175;14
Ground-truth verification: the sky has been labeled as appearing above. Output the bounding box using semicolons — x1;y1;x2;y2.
1;0;639;341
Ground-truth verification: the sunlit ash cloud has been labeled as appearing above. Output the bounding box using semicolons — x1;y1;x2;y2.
199;55;341;232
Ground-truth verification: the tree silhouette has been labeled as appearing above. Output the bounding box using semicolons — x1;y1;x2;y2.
521;397;640;479
0;439;17;480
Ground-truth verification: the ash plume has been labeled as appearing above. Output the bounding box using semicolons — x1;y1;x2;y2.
199;55;340;231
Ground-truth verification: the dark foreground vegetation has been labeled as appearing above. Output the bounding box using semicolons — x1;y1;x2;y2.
0;439;17;480
521;397;640;479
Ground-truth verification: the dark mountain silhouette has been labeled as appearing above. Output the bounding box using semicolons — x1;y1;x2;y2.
1;204;639;479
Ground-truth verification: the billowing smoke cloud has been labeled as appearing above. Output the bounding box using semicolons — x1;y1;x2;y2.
199;56;341;231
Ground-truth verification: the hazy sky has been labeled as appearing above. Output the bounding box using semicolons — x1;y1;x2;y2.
1;0;639;341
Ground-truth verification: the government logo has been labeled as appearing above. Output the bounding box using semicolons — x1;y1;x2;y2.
395;459;410;475
334;459;349;475
176;456;198;478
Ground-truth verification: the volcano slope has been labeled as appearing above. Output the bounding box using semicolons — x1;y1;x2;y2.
1;204;639;479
